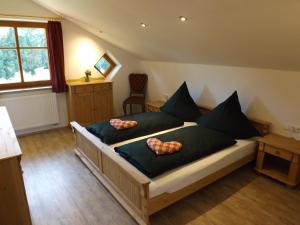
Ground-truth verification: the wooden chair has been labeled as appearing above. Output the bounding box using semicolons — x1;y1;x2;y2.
123;73;148;115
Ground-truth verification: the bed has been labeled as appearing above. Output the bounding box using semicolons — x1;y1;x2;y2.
71;105;271;225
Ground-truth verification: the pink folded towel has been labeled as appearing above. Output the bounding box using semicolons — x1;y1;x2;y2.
110;119;138;130
147;138;182;155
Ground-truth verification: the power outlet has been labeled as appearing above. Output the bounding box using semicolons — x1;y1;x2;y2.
285;124;300;133
295;127;300;133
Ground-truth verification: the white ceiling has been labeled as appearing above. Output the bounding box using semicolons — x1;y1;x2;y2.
33;0;300;71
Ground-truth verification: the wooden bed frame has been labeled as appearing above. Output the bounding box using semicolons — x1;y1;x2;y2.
71;106;271;225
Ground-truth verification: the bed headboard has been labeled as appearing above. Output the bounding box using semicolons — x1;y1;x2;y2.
198;105;271;136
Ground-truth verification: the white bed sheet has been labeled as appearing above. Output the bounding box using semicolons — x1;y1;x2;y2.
71;121;257;198
111;122;197;148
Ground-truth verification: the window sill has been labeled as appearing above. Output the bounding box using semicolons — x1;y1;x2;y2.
0;86;52;94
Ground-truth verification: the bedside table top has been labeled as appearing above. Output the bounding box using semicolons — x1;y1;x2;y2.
259;134;300;154
147;100;165;108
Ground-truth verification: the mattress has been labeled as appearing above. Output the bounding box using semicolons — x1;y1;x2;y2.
112;123;257;198
71;121;257;198
148;138;257;197
71;121;195;180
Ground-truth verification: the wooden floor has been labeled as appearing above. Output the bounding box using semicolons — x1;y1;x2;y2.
19;128;300;225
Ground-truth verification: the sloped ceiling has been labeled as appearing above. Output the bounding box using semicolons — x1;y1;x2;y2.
33;0;300;71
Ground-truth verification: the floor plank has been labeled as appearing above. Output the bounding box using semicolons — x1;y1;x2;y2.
19;128;300;225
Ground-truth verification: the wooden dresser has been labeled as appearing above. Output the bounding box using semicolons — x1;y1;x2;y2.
0;107;32;225
67;78;113;125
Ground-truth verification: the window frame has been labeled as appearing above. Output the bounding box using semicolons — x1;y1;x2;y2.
0;21;51;90
94;53;116;77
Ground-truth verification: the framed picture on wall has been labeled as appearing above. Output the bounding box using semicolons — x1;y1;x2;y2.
94;53;116;77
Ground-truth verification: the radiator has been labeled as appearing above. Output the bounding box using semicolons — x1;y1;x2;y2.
0;93;59;130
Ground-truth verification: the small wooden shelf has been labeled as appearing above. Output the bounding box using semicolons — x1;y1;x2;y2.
146;100;165;112
255;168;292;185
255;134;300;187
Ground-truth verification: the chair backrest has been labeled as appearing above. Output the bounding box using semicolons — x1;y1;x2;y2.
129;73;148;96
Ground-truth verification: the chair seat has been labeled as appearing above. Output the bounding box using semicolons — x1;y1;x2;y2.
124;96;145;104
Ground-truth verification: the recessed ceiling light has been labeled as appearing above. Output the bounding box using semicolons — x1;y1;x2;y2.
140;23;148;28
179;16;188;22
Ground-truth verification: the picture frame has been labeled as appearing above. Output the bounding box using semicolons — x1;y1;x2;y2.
94;53;116;77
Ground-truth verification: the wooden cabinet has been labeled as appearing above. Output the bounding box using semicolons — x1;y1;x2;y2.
93;84;114;122
255;134;300;187
67;79;113;125
0;107;32;225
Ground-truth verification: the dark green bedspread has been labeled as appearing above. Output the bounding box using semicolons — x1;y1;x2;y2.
86;112;184;144
115;125;236;178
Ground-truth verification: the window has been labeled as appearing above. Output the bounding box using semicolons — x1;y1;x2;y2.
94;53;116;77
0;21;51;90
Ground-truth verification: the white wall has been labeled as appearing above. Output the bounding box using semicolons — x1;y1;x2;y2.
0;0;55;17
61;20;142;116
141;61;300;139
0;0;142;133
2;0;299;138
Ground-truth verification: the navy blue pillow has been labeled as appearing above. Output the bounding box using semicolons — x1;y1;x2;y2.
196;91;260;139
160;82;202;121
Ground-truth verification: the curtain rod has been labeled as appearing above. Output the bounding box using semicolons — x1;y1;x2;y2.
0;13;64;21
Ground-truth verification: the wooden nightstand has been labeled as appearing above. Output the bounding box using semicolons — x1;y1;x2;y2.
146;100;165;112
255;134;300;187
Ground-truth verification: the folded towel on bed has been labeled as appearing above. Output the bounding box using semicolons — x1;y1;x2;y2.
110;119;138;130
147;138;182;155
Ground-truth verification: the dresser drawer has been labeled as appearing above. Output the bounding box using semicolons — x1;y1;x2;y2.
94;83;112;92
74;85;93;93
264;145;293;161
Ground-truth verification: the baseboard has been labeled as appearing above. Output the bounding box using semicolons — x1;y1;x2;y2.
16;123;68;136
